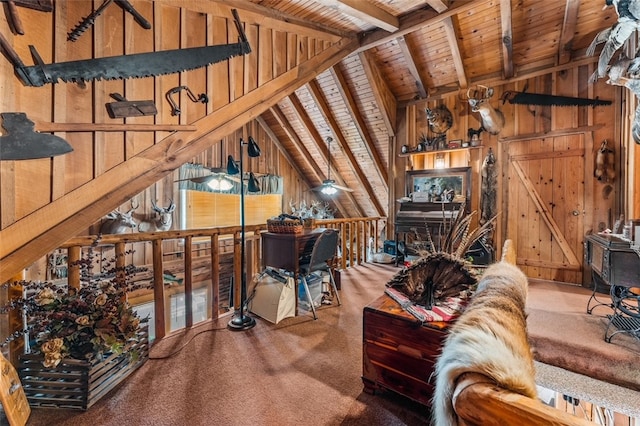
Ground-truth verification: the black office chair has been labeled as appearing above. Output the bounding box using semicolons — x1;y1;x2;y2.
605;284;640;343
299;229;342;319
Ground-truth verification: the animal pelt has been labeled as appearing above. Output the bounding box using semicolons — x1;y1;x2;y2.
431;261;537;426
425;105;453;135
479;148;497;226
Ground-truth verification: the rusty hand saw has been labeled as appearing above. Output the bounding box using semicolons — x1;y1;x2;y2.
0;9;249;87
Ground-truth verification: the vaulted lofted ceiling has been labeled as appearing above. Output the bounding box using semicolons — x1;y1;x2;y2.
220;0;615;218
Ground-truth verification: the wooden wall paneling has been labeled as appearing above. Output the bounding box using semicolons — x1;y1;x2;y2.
0;13;15;228
208;15;231;112
258;26;273;87
61;3;94;192
244;24;258;95
181;9;208;122
287;32;298;69
8;8;54;219
228;16;244;102
155;3;181;140
95;2;125;174
124;0;155;156
273;30;287;77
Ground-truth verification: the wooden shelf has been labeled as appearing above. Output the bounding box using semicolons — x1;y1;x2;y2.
398;144;484;157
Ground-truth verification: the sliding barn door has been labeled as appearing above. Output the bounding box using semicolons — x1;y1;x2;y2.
506;134;587;284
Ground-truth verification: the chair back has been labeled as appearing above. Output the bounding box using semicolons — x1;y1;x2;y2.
307;229;338;272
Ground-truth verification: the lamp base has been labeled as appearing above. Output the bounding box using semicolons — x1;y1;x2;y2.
227;313;256;331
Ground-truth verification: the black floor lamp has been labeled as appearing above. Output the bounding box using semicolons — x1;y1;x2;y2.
226;136;261;331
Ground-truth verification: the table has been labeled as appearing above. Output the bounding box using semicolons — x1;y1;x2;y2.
362;294;448;407
584;233;640;314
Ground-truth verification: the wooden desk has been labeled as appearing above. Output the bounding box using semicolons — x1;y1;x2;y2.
261;231;320;275
362;294;448;407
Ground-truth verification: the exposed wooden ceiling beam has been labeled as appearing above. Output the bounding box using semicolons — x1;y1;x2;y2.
307;79;386;216
288;92;363;217
425;0;449;13
396;35;428;98
358;0;484;53
359;50;397;137
164;0;348;40
332;0;399;32
442;16;468;89
255;116;313;188
500;0;514;78
269;105;324;185
558;0;580;65
329;65;389;185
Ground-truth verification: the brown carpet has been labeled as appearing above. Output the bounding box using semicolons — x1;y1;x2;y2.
527;280;640;392
20;266;640;425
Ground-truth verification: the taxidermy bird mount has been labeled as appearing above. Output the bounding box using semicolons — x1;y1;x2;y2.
587;0;640;82
311;137;353;195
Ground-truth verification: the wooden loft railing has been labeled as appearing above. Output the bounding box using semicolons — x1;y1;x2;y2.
54;217;384;344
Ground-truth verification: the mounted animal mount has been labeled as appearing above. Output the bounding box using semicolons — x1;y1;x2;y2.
462;85;505;135
424;105;453;135
99;201;138;234
138;199;176;232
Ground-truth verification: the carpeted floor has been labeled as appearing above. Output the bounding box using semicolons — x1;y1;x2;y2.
19;264;640;425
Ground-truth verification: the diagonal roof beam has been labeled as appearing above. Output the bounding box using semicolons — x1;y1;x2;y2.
359;50;397;137
332;0;399;32
358;0;484;53
307;79;386;216
396;35;428;98
500;0;514;78
442;16;468;89
288;93;363;217
329;65;389;185
558;0;580;65
425;0;448;13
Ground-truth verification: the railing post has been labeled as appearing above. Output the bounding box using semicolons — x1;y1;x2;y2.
210;234;220;320
184;236;193;328
8;271;24;365
152;239;166;340
67;245;81;290
115;242;126;292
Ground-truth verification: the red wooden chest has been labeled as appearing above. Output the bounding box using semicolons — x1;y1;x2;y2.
362;294;448;407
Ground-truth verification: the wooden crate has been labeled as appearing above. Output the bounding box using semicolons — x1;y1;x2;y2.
17;329;149;410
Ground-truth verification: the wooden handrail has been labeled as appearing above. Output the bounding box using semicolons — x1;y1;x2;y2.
453;374;593;426
50;217;385;346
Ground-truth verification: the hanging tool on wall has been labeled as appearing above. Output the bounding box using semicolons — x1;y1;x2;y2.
1;0;53;35
500;90;612;107
67;0;151;42
0;9;250;87
105;93;157;118
0;112;73;160
165;86;208;116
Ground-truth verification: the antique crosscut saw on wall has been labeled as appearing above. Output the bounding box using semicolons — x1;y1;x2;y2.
0;9;249;87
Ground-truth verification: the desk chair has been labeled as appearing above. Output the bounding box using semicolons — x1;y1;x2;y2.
605;285;640;343
299;229;342;319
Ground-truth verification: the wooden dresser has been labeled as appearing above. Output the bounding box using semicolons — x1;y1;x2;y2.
362;294;448;407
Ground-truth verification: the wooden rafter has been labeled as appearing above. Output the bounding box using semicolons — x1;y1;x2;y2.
442;16;468;89
500;0;514;78
396;35;428;98
359;50;397;137
358;0;483;53
425;0;448;13
329;65;389;185
333;0;399;32
306;79;386;216
287;92;363;217
558;0;580;65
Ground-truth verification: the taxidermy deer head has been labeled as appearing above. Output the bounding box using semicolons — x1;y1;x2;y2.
463;85;505;135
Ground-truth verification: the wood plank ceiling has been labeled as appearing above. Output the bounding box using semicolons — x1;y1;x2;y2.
233;0;615;218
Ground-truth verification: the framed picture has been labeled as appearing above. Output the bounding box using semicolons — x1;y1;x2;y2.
405;167;471;209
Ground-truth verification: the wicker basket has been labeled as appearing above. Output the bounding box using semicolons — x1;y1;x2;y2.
267;218;304;234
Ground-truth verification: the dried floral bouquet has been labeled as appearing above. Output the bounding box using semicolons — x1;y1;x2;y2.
2;240;150;367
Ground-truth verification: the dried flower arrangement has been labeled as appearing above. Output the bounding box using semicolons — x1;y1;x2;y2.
1;238;150;367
